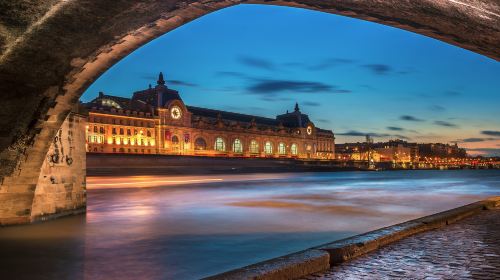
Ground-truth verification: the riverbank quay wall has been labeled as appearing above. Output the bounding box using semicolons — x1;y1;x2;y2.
0;112;86;226
206;196;500;280
87;153;348;176
87;154;496;177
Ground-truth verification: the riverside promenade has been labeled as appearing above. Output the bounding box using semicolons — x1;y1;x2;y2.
305;208;500;279
208;197;500;279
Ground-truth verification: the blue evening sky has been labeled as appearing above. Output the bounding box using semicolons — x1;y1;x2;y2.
81;4;500;156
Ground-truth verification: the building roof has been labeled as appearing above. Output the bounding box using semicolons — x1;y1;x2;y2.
187;106;279;126
132;84;182;108
84;72;334;136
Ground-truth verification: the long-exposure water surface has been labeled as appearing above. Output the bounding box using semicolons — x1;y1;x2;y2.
1;170;499;279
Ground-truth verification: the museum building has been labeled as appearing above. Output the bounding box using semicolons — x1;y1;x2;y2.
84;73;335;159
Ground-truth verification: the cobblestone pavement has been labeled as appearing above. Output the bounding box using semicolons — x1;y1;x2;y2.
304;209;500;279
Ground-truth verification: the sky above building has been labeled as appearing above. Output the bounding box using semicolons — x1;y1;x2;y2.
80;4;500;156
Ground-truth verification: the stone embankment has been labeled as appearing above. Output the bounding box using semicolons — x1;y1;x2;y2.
86;153;356;176
206;196;500;280
304;207;500;279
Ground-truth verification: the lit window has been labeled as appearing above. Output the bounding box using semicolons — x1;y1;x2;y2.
195;138;207;150
215;137;225;152
291;144;298;155
250;140;259;154
264;141;273;154
233;139;243;153
278;142;286;155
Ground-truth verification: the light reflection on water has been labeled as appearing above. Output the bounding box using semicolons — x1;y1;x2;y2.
0;170;499;279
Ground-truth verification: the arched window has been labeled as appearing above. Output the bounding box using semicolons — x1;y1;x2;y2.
99;127;105;134
172;135;179;144
119;128;124;135
233;139;243;153
250;140;259;154
147;130;151;137
215;137;225;152
93;126;97;133
195;138;207;150
264;141;273;154
291;143;298;155
278;142;286;155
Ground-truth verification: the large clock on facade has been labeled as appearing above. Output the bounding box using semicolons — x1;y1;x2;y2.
306;125;313;135
171;106;182;119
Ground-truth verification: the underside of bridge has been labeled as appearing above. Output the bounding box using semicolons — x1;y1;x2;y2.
0;0;499;225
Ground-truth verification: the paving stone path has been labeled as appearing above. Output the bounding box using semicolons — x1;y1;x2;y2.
304;209;500;279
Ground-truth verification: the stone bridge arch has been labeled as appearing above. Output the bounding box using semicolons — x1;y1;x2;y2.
0;0;499;225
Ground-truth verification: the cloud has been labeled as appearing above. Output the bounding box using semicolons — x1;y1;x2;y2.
167;80;198;87
429;105;446;112
303;101;321;107
363;64;392;75
434;120;458;127
260;96;292;102
387;126;404;131
338;130;386;137
308;58;355;71
317;119;331;124
481;130;500;137
237;56;275;70
337;130;409;139
246;79;350;95
397;68;417;75
459;137;496;143
400;115;424;122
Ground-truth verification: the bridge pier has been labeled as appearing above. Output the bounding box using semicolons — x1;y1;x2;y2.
0;111;87;226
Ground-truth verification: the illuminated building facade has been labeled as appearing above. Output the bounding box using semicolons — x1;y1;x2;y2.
84;73;335;159
336;139;467;163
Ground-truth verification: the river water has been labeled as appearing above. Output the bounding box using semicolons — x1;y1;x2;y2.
1;170;499;279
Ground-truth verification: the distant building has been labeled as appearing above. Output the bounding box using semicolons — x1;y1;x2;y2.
336;139;467;163
417;142;466;159
84;72;335;159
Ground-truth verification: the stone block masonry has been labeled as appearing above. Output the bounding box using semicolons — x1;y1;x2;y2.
0;112;87;225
